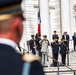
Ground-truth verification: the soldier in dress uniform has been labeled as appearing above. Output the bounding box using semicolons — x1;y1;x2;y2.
0;0;44;75
60;39;67;65
0;0;24;75
35;33;42;58
52;31;59;42
62;32;70;51
51;38;60;67
29;35;36;55
72;32;76;50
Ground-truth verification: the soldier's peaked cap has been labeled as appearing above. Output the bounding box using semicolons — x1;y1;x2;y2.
0;0;22;21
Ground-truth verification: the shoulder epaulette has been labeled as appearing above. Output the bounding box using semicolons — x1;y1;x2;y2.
22;53;40;62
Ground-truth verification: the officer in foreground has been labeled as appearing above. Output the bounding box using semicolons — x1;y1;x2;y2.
0;0;44;75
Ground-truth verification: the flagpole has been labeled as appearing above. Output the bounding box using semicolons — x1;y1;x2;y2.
38;0;40;8
38;0;41;37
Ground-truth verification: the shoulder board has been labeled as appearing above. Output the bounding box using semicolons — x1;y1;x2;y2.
22;53;40;62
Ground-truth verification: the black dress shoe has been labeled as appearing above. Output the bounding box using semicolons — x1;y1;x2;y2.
54;65;57;67
44;66;48;67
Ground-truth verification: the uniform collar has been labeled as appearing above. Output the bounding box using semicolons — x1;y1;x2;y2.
0;38;17;49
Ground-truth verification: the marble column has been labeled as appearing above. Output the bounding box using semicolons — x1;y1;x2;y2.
39;0;50;41
60;0;73;49
60;0;72;35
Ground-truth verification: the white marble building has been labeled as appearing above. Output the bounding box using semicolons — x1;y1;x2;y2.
20;0;76;50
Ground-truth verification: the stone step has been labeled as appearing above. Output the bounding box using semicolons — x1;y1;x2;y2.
44;67;72;72
60;74;73;75
47;50;76;66
45;71;74;75
44;67;75;75
45;72;74;75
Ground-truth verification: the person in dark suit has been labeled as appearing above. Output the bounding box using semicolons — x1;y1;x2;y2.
0;0;44;75
29;35;36;55
52;31;59;42
62;32;70;51
72;32;76;50
60;39;67;65
51;39;60;67
35;33;42;58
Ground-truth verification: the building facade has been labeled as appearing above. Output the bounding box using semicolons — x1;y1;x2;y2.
21;0;76;50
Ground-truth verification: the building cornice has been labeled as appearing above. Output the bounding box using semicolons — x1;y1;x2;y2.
33;0;55;9
34;5;55;9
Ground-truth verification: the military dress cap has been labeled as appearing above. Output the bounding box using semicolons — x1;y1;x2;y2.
0;0;22;21
22;53;44;75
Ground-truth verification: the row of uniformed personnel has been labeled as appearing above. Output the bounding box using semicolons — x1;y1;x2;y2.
51;38;68;67
0;0;44;75
29;31;68;67
51;31;69;67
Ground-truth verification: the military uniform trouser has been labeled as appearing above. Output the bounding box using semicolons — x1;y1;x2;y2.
73;42;76;50
61;54;66;65
53;54;58;67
